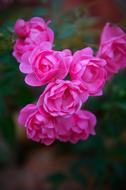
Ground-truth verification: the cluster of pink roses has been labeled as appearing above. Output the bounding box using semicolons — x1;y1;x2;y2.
13;17;126;145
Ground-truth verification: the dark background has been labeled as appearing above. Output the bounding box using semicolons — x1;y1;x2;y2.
0;0;126;189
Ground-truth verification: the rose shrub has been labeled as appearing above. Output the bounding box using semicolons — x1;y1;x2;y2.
13;17;126;145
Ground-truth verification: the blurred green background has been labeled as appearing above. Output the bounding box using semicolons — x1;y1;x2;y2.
0;0;126;189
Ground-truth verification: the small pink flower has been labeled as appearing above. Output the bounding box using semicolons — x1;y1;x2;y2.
37;80;89;117
14;17;54;42
18;104;96;145
23;44;72;86
70;47;107;96
13;39;26;62
97;23;126;78
13;35;53;64
18;104;56;145
29;17;48;31
19;41;52;74
28;17;54;43
14;19;30;38
13;17;54;63
55;110;96;143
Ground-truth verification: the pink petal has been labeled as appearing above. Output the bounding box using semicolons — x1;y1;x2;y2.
18;104;37;126
25;73;43;86
47;28;54;43
19;52;32;74
101;23;125;44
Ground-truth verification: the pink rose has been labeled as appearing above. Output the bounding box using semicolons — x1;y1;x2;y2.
13;17;54;63
97;23;126;78
18;104;96;145
13;39;26;62
13;34;52;63
14;19;30;38
22;44;72;86
28;17;54;43
19;41;52;74
70;47;107;96
14;17;54;42
12;35;39;63
29;17;48;31
13;39;36;63
55;110;96;143
37;80;89;117
18;104;56;145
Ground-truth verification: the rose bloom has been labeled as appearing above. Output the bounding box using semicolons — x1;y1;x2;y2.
18;104;56;145
14;17;54;41
55;110;96;143
18;103;96;145
97;23;126;78
37;80;89;117
13;39;27;62
13;17;54;63
21;43;72;86
70;47;107;96
14;19;30;38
